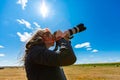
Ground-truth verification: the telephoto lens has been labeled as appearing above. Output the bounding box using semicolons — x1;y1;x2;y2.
68;23;86;36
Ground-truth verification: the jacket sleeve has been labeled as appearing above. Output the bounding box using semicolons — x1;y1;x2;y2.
29;38;76;66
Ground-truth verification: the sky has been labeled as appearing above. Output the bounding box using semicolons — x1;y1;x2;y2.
0;0;120;66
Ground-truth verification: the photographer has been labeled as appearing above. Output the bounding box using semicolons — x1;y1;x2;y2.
24;28;76;80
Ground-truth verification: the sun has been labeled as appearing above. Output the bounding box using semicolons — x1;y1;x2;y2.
40;1;49;18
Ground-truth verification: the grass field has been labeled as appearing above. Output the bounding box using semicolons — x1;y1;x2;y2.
0;63;120;80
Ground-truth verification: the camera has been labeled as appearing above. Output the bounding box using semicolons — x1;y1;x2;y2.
53;23;86;51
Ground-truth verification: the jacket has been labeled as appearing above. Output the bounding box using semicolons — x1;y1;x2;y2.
25;38;76;80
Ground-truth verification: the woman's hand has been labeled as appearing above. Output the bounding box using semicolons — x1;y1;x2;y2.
63;31;69;41
54;30;69;41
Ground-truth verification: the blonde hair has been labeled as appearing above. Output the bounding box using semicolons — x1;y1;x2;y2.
18;28;51;64
25;28;50;53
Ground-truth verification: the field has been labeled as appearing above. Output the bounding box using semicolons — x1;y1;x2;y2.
0;63;120;80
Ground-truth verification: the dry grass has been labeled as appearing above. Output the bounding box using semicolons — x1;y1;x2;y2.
0;67;27;80
0;65;120;80
64;65;120;80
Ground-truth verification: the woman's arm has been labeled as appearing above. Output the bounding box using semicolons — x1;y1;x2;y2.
28;38;76;66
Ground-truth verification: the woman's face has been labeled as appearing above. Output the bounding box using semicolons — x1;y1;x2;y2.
42;32;55;48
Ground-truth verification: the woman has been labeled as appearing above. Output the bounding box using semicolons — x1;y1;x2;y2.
24;28;76;80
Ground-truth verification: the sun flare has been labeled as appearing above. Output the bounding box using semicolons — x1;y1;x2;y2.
40;1;48;18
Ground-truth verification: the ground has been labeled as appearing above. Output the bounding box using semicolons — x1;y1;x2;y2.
0;64;120;80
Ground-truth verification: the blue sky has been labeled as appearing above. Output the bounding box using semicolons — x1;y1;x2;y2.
0;0;120;66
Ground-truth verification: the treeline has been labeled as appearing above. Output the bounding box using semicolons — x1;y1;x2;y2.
74;62;120;67
0;66;24;70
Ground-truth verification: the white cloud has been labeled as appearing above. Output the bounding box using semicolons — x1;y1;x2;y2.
75;42;91;48
92;49;98;53
17;0;28;10
75;42;99;53
33;22;42;29
0;45;4;48
0;54;5;57
86;47;92;51
17;19;32;29
17;32;32;42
